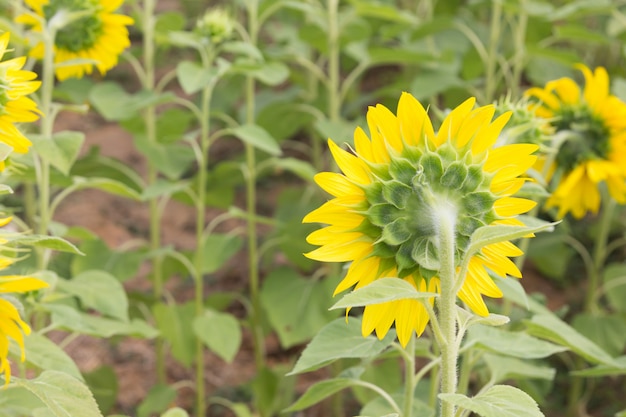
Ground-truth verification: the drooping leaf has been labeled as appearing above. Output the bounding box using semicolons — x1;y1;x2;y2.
200;234;243;274
10;333;82;380
153;302;196;367
465;324;567;359
11;235;84;255
289;317;395;375
31;132;85;176
15;371;103;417
229;124;282;156
89;82;174;121
483;354;556;383
284;378;355;412
176;61;216;94
440;385;544;417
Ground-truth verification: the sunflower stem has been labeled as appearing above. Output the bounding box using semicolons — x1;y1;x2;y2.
244;0;266;374
585;197;615;312
435;204;459;417
402;334;416;417
485;0;503;103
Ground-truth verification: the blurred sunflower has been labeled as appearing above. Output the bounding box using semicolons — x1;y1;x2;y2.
525;65;626;219
17;0;134;81
0;32;41;157
303;93;537;346
0;217;48;384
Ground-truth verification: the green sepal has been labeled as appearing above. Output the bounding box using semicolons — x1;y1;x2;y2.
462;192;496;216
367;203;398;227
389;157;418;184
440;161;468;189
462;165;485;191
419;152;444;185
381;218;411;245
382;180;412;208
411;237;440;270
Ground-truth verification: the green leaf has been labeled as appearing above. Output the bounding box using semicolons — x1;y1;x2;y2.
229;124;282;156
137;385;177;417
89;82;174;121
360;394;431;417
288;317;395;375
603;263;626;313
572;313;626;357
525;314;616;365
176;61;216;94
465;324;567;359
260;268;338;348
0;385;43;414
57;270;129;321
330;278;438;310
141;180;190;200
31;131;85;176
83;366;118;415
193;309;242;363
466;218;557;258
74;177;141;200
265;157;316;182
285;378;355;411
200;234;243;274
572;356;626;377
483;354;555;383
440;385;544;417
15;371;103;417
71;238;145;283
10;333;82;380
134;137;195;180
12;235;84;255
153;302;196;367
232;61;289;86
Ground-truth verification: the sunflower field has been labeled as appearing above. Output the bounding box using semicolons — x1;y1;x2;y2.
1;0;626;416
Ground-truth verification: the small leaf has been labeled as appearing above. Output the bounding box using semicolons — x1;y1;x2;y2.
31;131;85;175
289;317;395;375
232;61;289;86
440;385;544;417
137;385;177;417
161;408;189;417
193;309;242;363
483;354;556;383
141;180;190;200
285;378;354;411
230;124;282;156
89;82;173;121
72;177;142;200
153;302;196;367
465;324;567;359
15;371;103;417
572;356;626;377
603;263;626;313
330;278;438;310
176;61;216;94
201;234;243;274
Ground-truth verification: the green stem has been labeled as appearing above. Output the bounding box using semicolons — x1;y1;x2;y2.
402;334;416;417
435;205;459;417
244;0;265;372
140;0;166;384
327;0;340;123
510;0;528;99
585;198;616;312
485;0;503;103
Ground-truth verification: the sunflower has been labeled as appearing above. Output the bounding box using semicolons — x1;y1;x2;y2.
525;65;626;219
17;0;134;81
0;32;41;156
0;217;48;384
303;93;537;346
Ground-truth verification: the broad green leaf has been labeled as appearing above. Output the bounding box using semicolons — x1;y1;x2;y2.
161;408;189;417
31;131;84;176
466;218;557;258
572;313;626;357
137;385;177;417
352;1;417;23
167;30;203;49
256;98;315;143
603;263;626;313
71;177;141;200
465;324;567;359
525;314;616;365
260;268;338;348
229;124;282;156
153;302;196;367
288;317;395;375
550;0;612;20
71;238;145;283
330;278;438;310
440;385;544;417
176;61;216;94
10;333;82;380
410;69;464;100
222;41;263;60
12;235;84;255
285;378;355;411
57;270;128;321
573;356;626;377
16;371;103;417
483;354;555;383
134;137;195;180
527;232;575;281
0;386;43;414
200;234;243;274
264;157;316;181
193;309;242;363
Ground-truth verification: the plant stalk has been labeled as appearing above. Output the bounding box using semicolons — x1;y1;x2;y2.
402;334;416;417
485;0;503;103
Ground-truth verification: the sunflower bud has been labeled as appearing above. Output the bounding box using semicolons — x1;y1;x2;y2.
195;9;233;44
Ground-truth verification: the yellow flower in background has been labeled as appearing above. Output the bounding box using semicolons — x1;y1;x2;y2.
0;218;48;385
525;65;626;219
0;32;41;156
304;93;537;346
17;0;134;81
